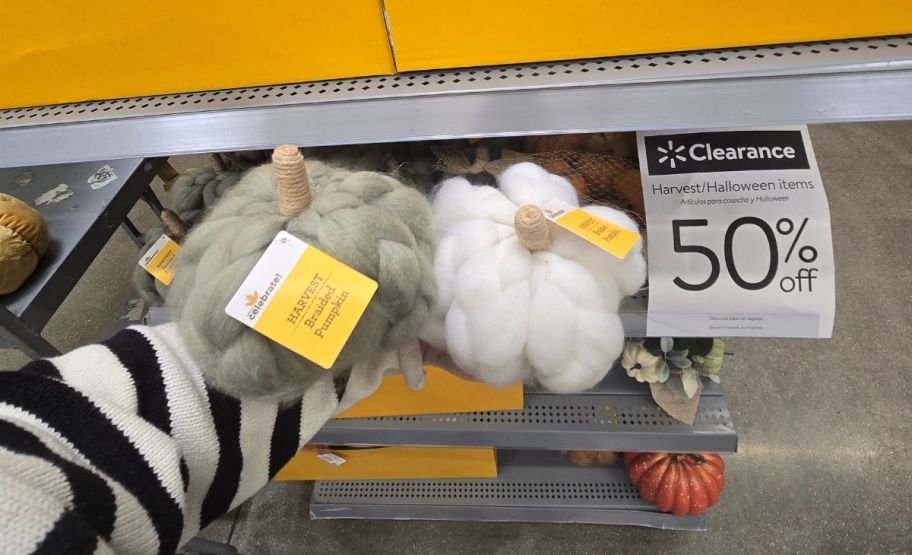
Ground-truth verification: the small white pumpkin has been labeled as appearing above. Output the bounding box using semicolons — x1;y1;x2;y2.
422;162;647;393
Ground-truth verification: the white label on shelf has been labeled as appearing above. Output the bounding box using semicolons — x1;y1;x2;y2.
34;184;74;206
87;164;118;190
15;171;33;186
316;452;346;466
637;126;834;338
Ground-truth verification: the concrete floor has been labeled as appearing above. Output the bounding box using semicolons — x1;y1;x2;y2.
2;122;910;553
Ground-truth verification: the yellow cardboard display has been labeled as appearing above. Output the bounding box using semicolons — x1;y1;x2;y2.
383;0;912;71
0;0;394;109
276;446;497;481
336;365;524;419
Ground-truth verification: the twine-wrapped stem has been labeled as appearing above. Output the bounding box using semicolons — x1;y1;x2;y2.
272;145;312;217
514;204;552;251
161;209;189;241
209;153;228;175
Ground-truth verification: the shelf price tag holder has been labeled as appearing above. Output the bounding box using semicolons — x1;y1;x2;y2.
637;126;834;338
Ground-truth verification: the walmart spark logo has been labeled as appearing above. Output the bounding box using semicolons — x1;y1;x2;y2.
657;140;687;168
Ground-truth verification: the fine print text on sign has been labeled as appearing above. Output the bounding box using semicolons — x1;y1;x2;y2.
638;126;835;338
225;232;378;369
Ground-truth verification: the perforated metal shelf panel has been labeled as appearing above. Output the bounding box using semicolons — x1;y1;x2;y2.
313;363;737;453
1;36;910;168
310;450;707;530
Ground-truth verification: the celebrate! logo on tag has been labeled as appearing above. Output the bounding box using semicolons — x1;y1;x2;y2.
243;272;282;321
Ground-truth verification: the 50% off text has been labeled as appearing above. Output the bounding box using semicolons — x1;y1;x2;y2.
671;217;820;293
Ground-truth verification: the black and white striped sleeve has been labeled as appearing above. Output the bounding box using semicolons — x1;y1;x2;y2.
0;323;338;554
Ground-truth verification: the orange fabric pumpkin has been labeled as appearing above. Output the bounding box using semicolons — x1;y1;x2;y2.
624;452;725;516
0;194;49;294
560;450;619;466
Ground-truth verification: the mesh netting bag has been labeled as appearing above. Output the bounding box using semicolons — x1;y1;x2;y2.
435;146;646;223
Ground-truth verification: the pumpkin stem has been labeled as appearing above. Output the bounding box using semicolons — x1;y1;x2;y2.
514;204;552;251
272;145;312;217
160;209;189;241
209;153;228;175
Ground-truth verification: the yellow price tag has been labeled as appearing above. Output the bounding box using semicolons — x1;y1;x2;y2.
542;199;641;259
138;235;180;286
225;232;378;369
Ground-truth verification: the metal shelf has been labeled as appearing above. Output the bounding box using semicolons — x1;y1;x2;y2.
1;36;911;168
619;292;647;336
310;450;707;530
313;363;737;453
0;159;160;356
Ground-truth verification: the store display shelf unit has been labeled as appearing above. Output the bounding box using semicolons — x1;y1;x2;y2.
1;36;910;168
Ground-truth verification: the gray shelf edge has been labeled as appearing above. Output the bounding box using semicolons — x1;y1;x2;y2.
1;35;911;168
308;451;710;530
308;504;706;531
312;418;738;453
314;369;738;453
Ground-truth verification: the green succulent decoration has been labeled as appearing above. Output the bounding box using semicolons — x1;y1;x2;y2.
622;337;726;400
621;336;726;425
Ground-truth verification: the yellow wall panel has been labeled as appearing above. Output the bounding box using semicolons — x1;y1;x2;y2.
336;365;524;419
385;0;912;71
0;1;394;108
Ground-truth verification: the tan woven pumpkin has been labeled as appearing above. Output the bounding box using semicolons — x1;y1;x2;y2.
0;194;49;294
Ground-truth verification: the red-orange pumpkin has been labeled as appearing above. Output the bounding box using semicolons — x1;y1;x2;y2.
624;452;725;516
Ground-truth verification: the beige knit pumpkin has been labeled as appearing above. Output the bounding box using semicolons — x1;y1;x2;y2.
0;194;49;294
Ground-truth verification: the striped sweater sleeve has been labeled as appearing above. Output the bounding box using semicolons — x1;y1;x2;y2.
0;323;343;555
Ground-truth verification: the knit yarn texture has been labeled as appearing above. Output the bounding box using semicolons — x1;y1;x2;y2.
167;160;436;401
132;168;243;305
421;162;646;393
170;166;243;224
